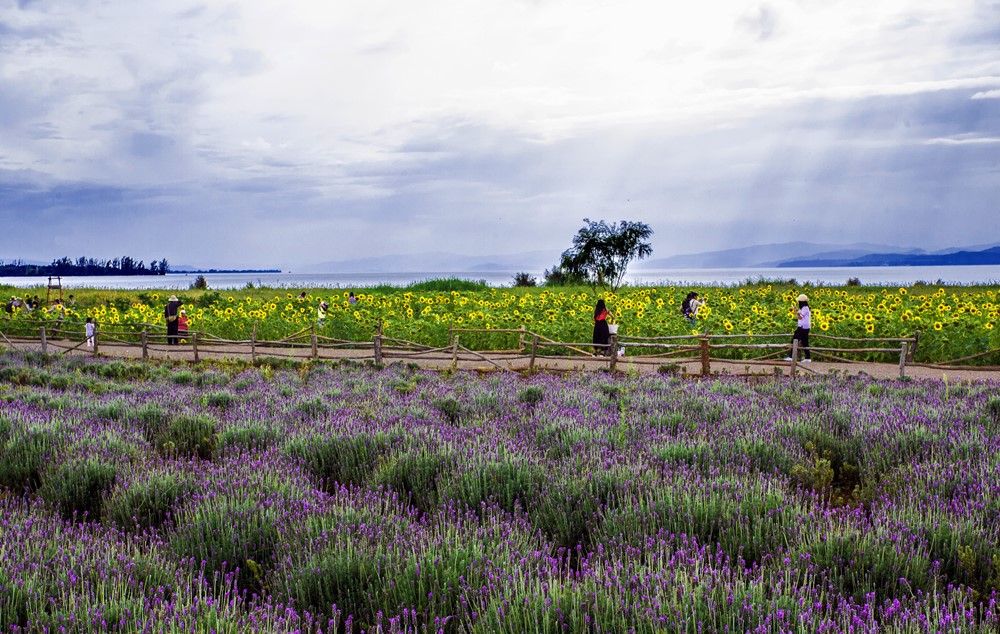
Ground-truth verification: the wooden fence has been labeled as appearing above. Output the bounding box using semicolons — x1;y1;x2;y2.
0;319;929;378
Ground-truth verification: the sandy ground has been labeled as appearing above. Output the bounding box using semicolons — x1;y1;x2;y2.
3;337;998;382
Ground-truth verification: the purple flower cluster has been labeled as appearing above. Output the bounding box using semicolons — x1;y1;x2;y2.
0;349;998;632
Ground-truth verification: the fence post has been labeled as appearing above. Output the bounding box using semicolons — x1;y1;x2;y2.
899;342;908;378
311;332;318;359
700;335;710;376
251;321;257;363
451;335;459;370
141;330;148;361
92;328;98;355
908;330;919;362
40;327;47;354
192;332;199;363
609;334;618;372
374;332;382;365
789;339;799;377
529;335;538;372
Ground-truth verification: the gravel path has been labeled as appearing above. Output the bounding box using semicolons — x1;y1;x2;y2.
5;337;998;382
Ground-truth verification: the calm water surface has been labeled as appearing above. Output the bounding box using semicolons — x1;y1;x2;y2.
2;265;999;290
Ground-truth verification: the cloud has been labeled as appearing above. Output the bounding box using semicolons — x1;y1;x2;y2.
0;0;998;268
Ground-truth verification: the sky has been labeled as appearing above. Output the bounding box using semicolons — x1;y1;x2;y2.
1;0;998;270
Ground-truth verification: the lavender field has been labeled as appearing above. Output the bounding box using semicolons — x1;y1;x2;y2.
1;350;998;633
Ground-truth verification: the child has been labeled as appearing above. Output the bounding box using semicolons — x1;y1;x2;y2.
786;294;811;362
178;309;189;341
85;317;96;348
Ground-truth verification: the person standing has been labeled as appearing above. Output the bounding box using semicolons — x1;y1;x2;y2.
786;294;811;362
317;301;329;327
348;292;357;305
592;299;613;356
164;295;182;345
178;309;189;341
85;317;96;348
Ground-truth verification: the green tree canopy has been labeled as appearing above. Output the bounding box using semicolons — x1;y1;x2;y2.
558;218;653;291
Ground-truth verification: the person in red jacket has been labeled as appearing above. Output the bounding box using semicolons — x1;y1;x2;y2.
593;299;614;356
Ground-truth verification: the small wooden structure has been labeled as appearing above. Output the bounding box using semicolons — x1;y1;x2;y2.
46;276;63;305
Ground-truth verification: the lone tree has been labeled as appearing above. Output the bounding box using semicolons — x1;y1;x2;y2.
558;218;653;291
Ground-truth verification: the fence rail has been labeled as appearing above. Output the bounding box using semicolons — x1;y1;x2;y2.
0;318;940;378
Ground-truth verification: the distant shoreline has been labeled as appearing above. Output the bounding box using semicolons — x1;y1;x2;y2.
167;269;282;274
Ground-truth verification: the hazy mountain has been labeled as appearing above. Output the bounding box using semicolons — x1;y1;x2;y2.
780;246;1000;268
633;242;910;269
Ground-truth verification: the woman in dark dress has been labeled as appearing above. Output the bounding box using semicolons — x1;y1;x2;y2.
164;295;182;345
593;298;612;356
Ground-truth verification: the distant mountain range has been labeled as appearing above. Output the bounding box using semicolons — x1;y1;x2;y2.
297;242;1000;274
634;241;1000;269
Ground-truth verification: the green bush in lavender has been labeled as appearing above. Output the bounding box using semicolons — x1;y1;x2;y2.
371;448;453;514
985;396;1000;431
155;413;218;460
39;457;118;521
0;428;60;494
595;476;801;566
284;433;395;489
200;390;236;410
106;470;195;532
439;460;546;516
786;526;931;604
217;422;283;454
169;494;281;596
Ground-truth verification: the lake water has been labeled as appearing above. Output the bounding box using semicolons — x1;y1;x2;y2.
2;265;999;291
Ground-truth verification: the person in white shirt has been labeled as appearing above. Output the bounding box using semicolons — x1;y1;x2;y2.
786;294;811;362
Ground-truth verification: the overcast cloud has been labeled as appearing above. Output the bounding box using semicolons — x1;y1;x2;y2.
1;0;998;269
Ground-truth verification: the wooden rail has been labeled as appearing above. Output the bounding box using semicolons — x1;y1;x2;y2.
0;319;928;377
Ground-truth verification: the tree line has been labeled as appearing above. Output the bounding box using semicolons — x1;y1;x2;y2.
0;256;170;277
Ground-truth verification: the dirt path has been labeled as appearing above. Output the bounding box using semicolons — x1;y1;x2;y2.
3;338;998;382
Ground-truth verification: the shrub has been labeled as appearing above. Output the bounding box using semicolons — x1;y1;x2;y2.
517;385;545;408
107;471;194;531
284;434;394;489
40;458;118;521
155;414;218;459
0;430;60;494
190;275;209;290
170;495;280;595
512;272;537;287
372;449;452;514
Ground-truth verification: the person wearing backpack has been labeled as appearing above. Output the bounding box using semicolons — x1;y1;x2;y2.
682;292;702;326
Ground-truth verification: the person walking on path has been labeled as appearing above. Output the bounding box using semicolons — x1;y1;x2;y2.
593;298;614;356
164;295;182;345
85;317;96;349
786;294;811;362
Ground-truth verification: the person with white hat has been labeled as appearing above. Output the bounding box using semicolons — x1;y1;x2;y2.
164;295;183;345
786;294;811;362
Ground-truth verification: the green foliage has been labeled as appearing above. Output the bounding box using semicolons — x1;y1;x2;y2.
511;271;537;287
558;218;654;291
0;429;60;493
155;414;218;459
371;449;452;513
107;471;194;531
284;434;394;489
432;396;464;425
190;275;209;290
517;385;545;408
39;458;118;521
169;495;280;595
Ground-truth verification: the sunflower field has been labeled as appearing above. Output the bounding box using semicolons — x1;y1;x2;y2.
2;283;998;364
